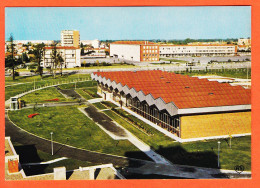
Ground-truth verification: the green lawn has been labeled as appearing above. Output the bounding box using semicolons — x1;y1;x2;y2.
176;68;251;79
8;106;147;160
103;109;251;170
75;89;93;100
82;87;100;98
58;81;96;90
92;102;108;110
159;58;188;63
101;101;119;109
21;87;74;104
5;74;94;100
5;73;91;84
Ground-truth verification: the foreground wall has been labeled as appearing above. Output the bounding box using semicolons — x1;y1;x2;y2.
180;112;251;139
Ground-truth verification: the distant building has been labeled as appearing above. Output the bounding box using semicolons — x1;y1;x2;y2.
12;40;55;45
110;41;160;62
41;46;81;68
61;30;80;48
81;39;100;48
238;38;251;46
159;44;237;57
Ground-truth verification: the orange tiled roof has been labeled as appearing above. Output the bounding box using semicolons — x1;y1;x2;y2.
111;41;157;45
94;70;251;109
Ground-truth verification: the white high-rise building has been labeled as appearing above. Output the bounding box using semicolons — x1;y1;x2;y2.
61;30;80;48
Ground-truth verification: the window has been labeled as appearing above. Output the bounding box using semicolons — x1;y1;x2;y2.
143;46;145;49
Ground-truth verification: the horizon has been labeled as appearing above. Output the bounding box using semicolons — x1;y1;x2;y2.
5;6;251;41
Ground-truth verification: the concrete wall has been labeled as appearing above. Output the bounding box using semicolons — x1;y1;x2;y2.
110;44;140;61
180;111;251;139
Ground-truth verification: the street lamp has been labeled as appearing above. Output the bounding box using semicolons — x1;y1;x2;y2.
218;141;221;168
50;132;53;155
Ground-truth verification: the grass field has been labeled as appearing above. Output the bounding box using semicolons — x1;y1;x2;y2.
5;73;95;101
75;89;93;100
103;108;251;170
176;68;251;79
58;81;96;90
92;102;108;110
21;87;75;104
8;106;148;160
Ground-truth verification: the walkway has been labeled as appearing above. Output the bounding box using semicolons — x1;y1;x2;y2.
81;105;171;165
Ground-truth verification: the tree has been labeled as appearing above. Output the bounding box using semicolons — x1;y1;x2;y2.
6;34;16;80
57;53;64;76
50;43;63;78
33;43;45;78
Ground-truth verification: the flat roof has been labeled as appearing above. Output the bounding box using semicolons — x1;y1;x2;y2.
111;41;157;45
93;70;251;109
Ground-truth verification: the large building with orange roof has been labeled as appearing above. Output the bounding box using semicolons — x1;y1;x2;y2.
91;70;251;141
110;41;160;62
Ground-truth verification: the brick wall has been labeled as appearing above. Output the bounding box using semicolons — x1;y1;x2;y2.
180;112;251;139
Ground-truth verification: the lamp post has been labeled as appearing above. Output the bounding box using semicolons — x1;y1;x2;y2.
50;132;53;155
218;141;221;168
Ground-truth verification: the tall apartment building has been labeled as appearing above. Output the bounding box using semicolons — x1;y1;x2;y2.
110;41;159;62
61;30;80;48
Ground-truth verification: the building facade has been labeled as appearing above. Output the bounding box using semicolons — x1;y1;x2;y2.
61;30;80;48
159;44;237;57
92;70;251;141
81;39;100;48
41;46;81;68
110;41;159;62
238;38;251;46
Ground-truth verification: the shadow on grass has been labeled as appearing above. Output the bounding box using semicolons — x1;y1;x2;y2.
124;145;228;179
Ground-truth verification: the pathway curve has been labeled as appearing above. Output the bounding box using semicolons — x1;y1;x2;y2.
5;111;148;168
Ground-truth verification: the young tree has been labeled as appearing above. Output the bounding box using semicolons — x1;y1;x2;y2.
33;43;45;78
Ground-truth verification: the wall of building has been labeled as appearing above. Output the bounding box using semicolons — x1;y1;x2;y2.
41;48;81;68
180;111;251;139
159;45;237;57
140;45;160;62
110;44;140;61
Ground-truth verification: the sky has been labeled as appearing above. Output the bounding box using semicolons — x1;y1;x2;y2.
5;6;251;41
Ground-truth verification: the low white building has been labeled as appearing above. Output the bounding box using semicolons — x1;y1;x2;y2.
110;41;159;62
159;44;237;57
13;40;54;45
238;38;251;46
41;46;81;68
81;39;100;48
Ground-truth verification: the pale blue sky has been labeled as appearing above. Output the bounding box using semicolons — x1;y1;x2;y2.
5;6;251;40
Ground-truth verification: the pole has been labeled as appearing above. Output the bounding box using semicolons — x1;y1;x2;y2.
218;141;221;168
51;132;53;155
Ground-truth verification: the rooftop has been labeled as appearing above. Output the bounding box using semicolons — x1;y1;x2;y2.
93;70;251;109
111;41;157;45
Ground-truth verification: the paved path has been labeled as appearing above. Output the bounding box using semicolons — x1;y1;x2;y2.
82;105;171;165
